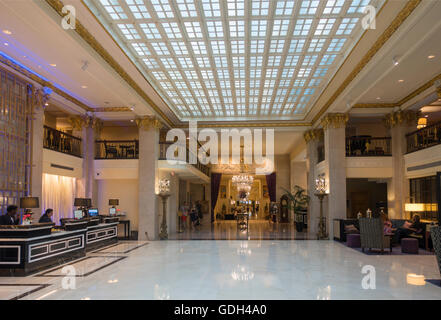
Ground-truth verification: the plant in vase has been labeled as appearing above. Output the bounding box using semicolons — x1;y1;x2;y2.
22;213;33;225
282;186;310;232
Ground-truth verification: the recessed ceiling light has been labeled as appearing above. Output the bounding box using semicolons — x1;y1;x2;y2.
392;56;399;66
398;79;404;83
130;119;134;123
130;107;135;111
50;64;57;67
376;97;381;100
4;42;8;46
428;55;435;59
81;85;88;89
2;30;12;35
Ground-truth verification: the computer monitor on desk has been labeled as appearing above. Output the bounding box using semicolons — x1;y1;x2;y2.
88;208;99;217
109;207;117;215
74;210;83;220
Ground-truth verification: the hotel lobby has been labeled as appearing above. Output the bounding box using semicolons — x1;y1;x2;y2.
1;0;441;301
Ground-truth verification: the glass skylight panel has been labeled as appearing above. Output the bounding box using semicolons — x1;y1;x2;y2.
281;68;295;78
200;70;214;79
249;80;260;88
217;69;229;79
293;19;312;36
336;18;359;35
231;40;245;54
178;57;193;68
232;56;245;68
251;20;267;37
139;23;161;39
191;41;207;55
100;0;128;20
275;0;295;16
309;78;322;86
210;40;226;54
162;23;182;38
185;22;203;38
272;20;290;37
279;79;290;87
151;0;174;18
252;0;270;16
132;43;150;56
118;24;140;40
327;38;346;52
323;0;345;14
314;67;328;77
302;54;317;66
176;0;197;18
304;88;315;95
172;98;183;104
202;0;221;17
219;80;231;88
175;82;188;89
308;38;326;52
168;70;183;79
161;58;177;69
299;0;320;15
180;90;191;96
250;56;263;67
214;56;228;68
315;18;336;36
160;81;173;89
125;0;150;19
170;41;188;55
297;68;311;77
289;39;305;53
320;54;336;65
152;71;167;80
208;90;219;97
227;0;244;16
151;42;170;55
205;80;216;88
250;40;265;54
206;21;224;38
285;55;299;67
184;70;198;79
234;69;246;79
267;56;282;67
269;40;285;53
347;0;370;13
143;58;159;69
229;21;245;37
196;57;211;68
266;69;278;78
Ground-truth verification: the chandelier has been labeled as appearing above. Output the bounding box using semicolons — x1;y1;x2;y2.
232;146;254;196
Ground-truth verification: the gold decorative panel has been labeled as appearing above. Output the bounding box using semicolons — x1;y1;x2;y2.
0;67;31;214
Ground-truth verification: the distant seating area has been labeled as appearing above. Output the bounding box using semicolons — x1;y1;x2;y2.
95;140;139;159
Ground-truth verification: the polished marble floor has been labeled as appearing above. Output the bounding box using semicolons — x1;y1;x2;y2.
1;240;441;300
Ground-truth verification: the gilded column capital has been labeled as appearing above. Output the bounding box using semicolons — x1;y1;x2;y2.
30;86;51;110
320;113;349;129
384;110;418;128
68;116;87;131
68;115;103;134
135;116;163;130
304;129;324;143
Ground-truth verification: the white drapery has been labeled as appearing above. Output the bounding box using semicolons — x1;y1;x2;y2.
42;173;76;224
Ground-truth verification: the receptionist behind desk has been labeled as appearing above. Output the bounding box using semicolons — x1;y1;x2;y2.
39;209;54;223
0;205;19;225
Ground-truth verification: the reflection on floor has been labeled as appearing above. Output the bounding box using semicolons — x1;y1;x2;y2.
1;240;440;300
169;217;310;240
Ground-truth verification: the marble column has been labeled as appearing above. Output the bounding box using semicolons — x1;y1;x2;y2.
321;113;348;238
304;129;322;236
70;116;101;205
385;110;417;219
136;116;161;240
30;88;48;221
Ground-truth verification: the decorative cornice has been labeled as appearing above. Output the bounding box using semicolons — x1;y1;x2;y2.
45;0;174;128
320;113;349;129
353;103;397;109
135;116;163;130
304;129;324;143
68;115;103;134
384;110;418;128
311;0;423;124
94;107;132;112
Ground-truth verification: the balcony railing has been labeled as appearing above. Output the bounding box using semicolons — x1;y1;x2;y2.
406;121;441;154
43;125;82;158
95;140;139;159
346;136;391;157
159;142;210;177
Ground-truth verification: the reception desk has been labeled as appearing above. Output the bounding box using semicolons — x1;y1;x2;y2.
0;218;119;276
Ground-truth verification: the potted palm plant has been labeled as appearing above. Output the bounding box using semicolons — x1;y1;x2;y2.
282;186;310;232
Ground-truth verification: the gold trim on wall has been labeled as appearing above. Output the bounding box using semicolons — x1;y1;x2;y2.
303;129;324;143
383;110;418;128
320;113;349;129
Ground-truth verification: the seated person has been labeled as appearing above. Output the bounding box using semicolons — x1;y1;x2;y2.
39;208;54;223
0;205;19;225
396;215;424;242
383;220;393;234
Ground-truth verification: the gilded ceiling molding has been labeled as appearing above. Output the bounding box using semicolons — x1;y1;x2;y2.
44;0;174;128
384;110;418;128
311;0;422;124
135;116;163;131
94;107;132;112
303;129;324;143
320;113;349;129
352;103;397;109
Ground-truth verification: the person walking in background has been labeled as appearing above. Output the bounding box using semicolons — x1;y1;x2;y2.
196;201;202;220
180;202;189;231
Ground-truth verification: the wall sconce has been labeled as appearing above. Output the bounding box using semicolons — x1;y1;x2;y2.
417;117;427;130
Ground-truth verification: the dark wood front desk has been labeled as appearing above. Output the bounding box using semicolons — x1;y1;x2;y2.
0;218;119;276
